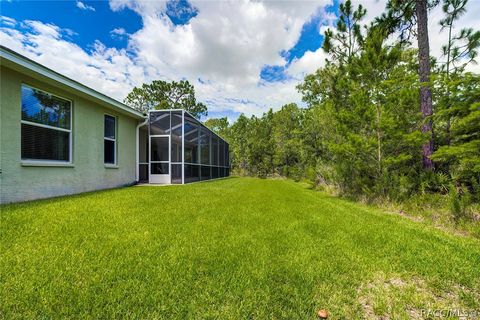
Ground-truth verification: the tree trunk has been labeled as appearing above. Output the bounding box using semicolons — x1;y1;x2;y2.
416;0;434;170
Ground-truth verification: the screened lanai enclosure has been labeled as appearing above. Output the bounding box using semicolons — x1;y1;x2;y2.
138;110;230;184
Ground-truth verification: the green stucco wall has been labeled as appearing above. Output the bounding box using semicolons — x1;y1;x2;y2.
0;66;139;203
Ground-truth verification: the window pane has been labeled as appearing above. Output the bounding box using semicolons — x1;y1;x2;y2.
150;111;170;135
151;136;169;161
104;140;115;164
185;164;199;183
184;117;198;163
200;129;210;165
21;123;69;161
151;163;169;174
171;164;182;184
104;115;116;139
21;85;71;129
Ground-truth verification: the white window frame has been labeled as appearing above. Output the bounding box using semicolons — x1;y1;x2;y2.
20;83;73;165
104;114;117;166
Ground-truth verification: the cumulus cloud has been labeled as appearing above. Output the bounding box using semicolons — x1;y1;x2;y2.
76;1;96;12
0;15;17;27
110;27;128;39
1;0;479;120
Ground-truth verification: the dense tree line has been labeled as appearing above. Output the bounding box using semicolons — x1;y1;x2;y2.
206;0;480;216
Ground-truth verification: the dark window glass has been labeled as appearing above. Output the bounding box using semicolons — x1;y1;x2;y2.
150;111;170;135
201;166;211;180
151;136;169;161
104;139;115;164
151;163;169;174
104;115;116;164
184;118;199;163
200;129;210;165
212;166;219;179
171;164;182;184
185;164;200;183
226;168;230;177
219;140;225;166
21;85;71;162
171;111;182;162
21;85;71;129
104;115;116;139
21;123;69;161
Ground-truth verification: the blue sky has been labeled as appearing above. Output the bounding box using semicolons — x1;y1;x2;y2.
1;1;142;50
0;0;340;121
3;0;475;121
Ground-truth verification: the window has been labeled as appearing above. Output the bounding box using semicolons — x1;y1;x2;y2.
21;84;72;162
104;115;116;164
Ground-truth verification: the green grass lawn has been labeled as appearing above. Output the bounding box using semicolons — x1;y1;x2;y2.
1;177;479;319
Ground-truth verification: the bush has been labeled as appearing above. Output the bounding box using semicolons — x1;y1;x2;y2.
449;184;472;223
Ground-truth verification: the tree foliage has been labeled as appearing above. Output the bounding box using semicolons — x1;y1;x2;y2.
124;80;207;119
219;0;479;206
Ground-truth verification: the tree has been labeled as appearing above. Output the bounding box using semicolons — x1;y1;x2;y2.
416;0;435;170
323;0;367;65
380;0;439;170
432;74;480;193
272;104;304;178
204;117;229;138
229;114;250;174
124;80;208;119
439;0;480;144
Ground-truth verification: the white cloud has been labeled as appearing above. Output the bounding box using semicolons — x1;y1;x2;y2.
76;1;96;12
0;15;17;27
1;0;479;120
110;27;128;39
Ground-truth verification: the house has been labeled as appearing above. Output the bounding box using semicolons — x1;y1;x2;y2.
0;46;229;204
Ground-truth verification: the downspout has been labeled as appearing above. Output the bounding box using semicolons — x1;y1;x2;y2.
136;116;149;182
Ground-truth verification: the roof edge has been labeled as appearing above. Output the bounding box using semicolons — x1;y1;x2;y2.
0;45;146;120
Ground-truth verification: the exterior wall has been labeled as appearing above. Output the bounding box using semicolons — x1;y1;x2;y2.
0;66;139;204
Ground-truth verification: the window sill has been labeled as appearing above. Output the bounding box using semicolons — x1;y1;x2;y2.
105;164;119;169
21;161;74;167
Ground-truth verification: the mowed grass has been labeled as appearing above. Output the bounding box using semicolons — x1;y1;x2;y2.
1;177;479;319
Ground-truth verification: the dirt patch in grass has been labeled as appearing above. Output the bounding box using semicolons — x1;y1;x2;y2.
356;273;480;319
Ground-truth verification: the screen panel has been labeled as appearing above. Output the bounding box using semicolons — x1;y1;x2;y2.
219;140;225;166
185;164;200;183
184;116;199;164
171;111;182;162
225;143;229;168
151;163;169;174
211;135;219;166
200;128;210;165
171;164;182;184
201;166;211;180
151;136;169;161
212;166;219;179
150;111;170;135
